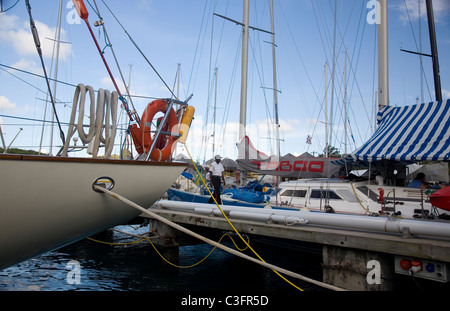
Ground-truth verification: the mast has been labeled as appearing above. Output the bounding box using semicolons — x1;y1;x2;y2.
378;0;389;109
50;0;63;155
176;63;181;100
418;0;424;103
269;0;280;161
425;0;442;102
330;0;337;150
38;0;63;155
325;62;329;158
238;0;250;156
344;51;347;154
213;67;218;157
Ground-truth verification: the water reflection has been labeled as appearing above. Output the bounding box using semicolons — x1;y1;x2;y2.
0;225;323;291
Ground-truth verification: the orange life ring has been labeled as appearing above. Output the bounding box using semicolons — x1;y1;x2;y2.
140;99;179;161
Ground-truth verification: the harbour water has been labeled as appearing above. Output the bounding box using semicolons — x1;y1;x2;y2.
2;224;448;310
0;225;325;293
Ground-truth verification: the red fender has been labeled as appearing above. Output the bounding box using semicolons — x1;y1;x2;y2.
430;187;450;212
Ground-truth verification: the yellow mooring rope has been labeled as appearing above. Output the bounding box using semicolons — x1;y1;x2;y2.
88;231;249;269
91;142;347;291
93;185;346;291
182;142;305;291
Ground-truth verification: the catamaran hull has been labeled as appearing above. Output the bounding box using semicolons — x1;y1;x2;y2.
0;155;186;270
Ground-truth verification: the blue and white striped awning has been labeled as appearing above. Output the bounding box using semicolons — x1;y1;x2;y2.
351;100;450;162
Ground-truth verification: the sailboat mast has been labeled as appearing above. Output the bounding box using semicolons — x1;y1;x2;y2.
49;0;63;155
239;0;250;150
176;63;181;100
270;0;280;160
213;67;218;157
425;0;442;102
378;0;389;109
330;0;337;150
325;62;329;158
344;50;347;154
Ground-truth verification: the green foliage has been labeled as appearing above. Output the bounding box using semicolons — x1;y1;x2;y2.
0;148;44;155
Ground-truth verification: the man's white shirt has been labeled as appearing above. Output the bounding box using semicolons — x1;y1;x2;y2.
210;162;224;176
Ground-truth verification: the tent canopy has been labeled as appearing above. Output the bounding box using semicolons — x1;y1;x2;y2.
351;100;450;163
205;157;238;170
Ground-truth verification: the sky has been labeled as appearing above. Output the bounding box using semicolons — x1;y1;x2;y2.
0;0;449;162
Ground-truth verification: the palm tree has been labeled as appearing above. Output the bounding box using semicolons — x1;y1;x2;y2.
320;145;340;158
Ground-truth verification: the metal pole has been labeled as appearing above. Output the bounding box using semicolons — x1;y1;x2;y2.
7;128;23;151
425;0;442;102
49;0;63;155
270;0;280;161
418;0;424;103
213;67;218;157
330;0;337;147
378;0;389;109
0;124;7;153
238;0;249;155
325;62;328;158
344;51;347;154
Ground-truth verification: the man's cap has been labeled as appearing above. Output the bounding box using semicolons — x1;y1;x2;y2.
215;155;222;160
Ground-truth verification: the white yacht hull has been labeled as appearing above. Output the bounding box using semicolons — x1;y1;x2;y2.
0;154;186;270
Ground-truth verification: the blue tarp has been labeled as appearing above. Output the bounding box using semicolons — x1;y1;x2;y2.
166;188;266;208
223;188;268;204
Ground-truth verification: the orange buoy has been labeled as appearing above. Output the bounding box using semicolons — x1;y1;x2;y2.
140;99;178;161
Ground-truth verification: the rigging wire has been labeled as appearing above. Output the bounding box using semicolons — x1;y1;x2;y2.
89;0;140;123
402;0;433;102
0;0;19;12
278;1;325;154
0;64;160;101
100;0;177;99
309;0;374;154
188;0;214;99
24;0;66;155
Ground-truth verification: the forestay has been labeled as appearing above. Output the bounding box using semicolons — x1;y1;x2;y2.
351;100;450;162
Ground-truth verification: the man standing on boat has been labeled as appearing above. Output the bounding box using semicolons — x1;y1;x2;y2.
208;155;226;204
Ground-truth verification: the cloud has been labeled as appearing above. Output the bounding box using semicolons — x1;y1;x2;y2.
0;13;72;61
100;77;127;94
396;0;450;24
136;0;155;12
10;59;42;75
443;89;450;99
181;114;309;160
0;96;17;112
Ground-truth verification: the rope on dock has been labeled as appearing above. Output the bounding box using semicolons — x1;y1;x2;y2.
93;185;346;291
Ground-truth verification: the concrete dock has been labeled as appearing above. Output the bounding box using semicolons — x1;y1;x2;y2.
141;200;450;291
